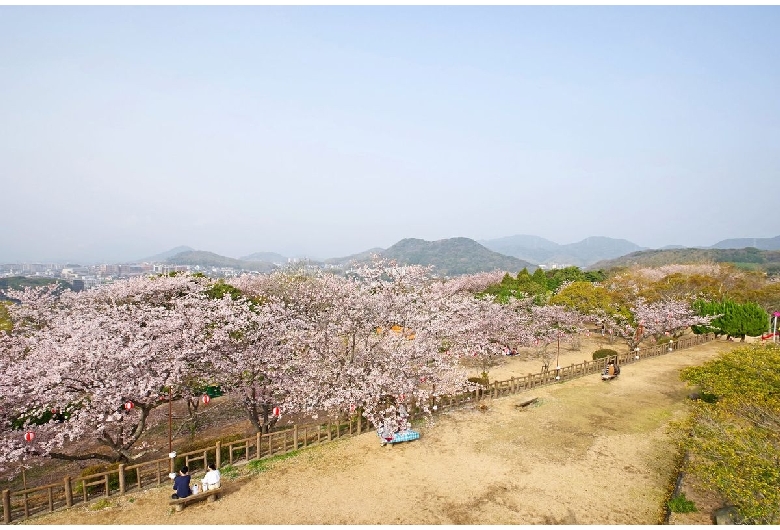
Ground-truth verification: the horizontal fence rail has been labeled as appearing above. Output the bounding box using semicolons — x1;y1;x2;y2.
1;333;714;524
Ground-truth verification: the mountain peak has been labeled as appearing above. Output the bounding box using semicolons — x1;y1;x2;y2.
138;245;195;263
382;237;536;275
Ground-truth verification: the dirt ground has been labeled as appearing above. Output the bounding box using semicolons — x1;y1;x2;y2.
25;336;741;525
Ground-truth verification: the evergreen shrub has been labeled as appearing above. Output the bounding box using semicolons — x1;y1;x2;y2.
592;349;617;360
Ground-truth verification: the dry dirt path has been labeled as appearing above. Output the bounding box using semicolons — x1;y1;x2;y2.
26;339;739;525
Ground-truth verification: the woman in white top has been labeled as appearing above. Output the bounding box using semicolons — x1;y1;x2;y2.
202;462;221;490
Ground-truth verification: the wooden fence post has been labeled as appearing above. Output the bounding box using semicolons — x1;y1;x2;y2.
64;477;72;508
357;414;362;435
215;441;221;469
118;464;125;494
2;489;10;524
293;425;299;449
256;433;261;459
327;422;332;441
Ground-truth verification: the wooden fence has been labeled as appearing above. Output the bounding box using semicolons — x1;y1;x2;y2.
1;332;714;524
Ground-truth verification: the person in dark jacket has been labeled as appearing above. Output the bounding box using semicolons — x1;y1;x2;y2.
171;466;191;499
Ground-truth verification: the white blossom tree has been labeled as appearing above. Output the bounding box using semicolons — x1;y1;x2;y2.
592;297;713;351
0;274;211;464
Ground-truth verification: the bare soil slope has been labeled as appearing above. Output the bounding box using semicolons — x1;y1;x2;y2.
26;338;738;525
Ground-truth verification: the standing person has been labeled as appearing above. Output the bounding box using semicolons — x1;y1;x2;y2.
203;462;221;490
172;466;191;500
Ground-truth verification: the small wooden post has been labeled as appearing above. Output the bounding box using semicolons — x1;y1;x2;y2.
294;425;299;449
215;441;222;469
23;478;29;518
2;489;11;524
256;433;261;459
356;415;362;435
327;422;332;441
493;381;498;398
118;464;126;494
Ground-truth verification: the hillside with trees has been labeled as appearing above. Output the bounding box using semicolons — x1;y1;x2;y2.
381;237;536;276
480;266;607;303
3;255;778;524
0;277;72;301
590;248;780;275
324;238;535;276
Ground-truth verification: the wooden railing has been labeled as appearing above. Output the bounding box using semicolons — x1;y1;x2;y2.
1;413;369;523
1;333;714;524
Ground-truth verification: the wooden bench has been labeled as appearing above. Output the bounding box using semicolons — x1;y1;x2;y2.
168;489;221;512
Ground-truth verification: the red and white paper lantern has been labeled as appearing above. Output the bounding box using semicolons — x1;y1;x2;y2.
272;406;281;417
124;401;134;411
201;395;211;405
24;431;35;442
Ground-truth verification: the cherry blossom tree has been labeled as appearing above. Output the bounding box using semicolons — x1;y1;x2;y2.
592;297;713;351
197;288;307;433
528;304;586;371
0;274;212;465
229;262;498;430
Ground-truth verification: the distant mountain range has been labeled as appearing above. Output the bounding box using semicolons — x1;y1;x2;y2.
121;233;780;277
166;251;276;273
140;246;196;263
479;235;646;268
710;235;780;251
157;238;535;277
239;252;289;264
324;248;386;266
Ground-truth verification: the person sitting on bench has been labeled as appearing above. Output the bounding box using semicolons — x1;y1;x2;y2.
171;466;191;500
202;462;221;491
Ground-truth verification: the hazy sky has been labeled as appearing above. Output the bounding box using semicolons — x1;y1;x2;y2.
2;6;779;263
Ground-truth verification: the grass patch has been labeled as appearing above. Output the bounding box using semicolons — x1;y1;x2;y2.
247;449;303;474
88;498;113;511
246;459;267;474
219;464;240;480
668;493;697;513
